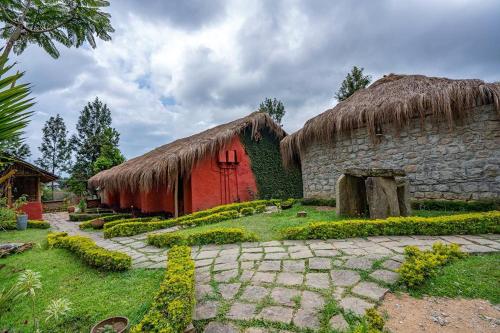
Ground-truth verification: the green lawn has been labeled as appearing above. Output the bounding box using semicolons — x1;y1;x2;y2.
175;204;455;241
0;229;164;333
408;253;500;304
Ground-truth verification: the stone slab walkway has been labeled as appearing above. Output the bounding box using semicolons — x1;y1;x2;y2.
43;213;500;332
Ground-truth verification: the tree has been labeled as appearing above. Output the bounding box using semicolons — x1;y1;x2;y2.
92;128;125;174
335;66;371;102
0;56;33;144
35;114;71;197
0;0;114;60
258;98;285;125
69;97;121;195
0;133;31;159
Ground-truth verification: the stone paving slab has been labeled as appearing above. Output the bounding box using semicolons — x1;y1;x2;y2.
43;213;500;332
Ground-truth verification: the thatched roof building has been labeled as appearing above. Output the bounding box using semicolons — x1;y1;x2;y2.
89;112;302;215
90;112;285;192
282;74;500;201
281;74;500;167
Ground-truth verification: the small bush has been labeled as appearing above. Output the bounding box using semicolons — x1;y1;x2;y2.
0;220;50;230
147;228;257;248
366;308;385;330
280;198;296;209
79;214;132;230
131;245;194;333
69;212;116;222
240;207;255;216
282;211;500;240
411;199;500;212
301;197;336;207
398;242;466;287
102;216;161;230
104;210;240;239
254;204;266;213
47;232;131;271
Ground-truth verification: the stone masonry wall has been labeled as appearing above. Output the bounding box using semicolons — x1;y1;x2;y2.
301;104;500;200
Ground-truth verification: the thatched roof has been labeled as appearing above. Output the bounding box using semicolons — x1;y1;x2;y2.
89;112;285;192
281;74;500;166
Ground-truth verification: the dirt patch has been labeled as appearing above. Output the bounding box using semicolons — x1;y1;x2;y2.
379;293;500;333
314;206;336;211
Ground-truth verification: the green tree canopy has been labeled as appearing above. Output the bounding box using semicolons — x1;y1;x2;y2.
69;97;121;194
92;128;125;174
335;66;371;102
35;114;71;175
0;0;114;59
0;132;31;159
258;97;285;125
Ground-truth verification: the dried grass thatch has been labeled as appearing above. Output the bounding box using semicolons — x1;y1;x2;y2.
89;112;285;192
281;74;500;167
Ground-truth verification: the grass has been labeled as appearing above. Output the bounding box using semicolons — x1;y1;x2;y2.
0;229;164;332
408;253;500;304
174;204;460;241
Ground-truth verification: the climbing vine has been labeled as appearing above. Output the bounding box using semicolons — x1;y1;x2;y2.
240;128;303;199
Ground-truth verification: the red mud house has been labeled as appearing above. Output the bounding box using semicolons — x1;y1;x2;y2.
89;112;302;216
1;157;58;219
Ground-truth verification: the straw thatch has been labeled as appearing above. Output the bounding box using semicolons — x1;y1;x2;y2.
281;74;500;167
88;112;285;192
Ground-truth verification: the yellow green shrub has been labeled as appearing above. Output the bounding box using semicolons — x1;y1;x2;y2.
282;211;500;240
131;246;194;333
47;232;131;271
398;242;466;287
147;228;257;248
78;214;133;229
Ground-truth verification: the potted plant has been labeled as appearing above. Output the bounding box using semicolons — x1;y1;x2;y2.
13;195;28;230
91;316;129;333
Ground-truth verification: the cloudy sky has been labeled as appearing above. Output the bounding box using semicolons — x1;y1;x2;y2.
12;0;500;162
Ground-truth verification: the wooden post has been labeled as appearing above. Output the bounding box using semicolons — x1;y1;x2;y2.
174;178;179;218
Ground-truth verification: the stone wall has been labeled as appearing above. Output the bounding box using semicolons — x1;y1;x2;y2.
301;104;500;200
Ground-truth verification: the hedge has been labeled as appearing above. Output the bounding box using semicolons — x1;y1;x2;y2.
411;199;500;212
301;198;336;207
131;246;195;333
398;242;466;287
69;212;116;221
0;220;50;230
104;210;239;238
103;216;162;230
47;232;131;271
148;228;257;248
103;200;270;238
282;211;500;240
78;214;133;229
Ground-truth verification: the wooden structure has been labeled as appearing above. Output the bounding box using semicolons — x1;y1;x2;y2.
1;158;58;219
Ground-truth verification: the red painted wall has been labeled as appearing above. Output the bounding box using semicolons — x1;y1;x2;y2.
99;136;258;215
21;201;43;220
189;137;258;212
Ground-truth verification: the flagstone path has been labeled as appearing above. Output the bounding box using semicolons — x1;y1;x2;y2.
43;212;500;332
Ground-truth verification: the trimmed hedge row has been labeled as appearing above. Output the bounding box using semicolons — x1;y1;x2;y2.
104;210;239;238
0;220;50;230
398;242;466;287
301;198;336;207
69;212;116;221
78;214;133;229
103;216;162;230
411;199;500;212
47;232;131;271
147;228;257;248
282;211;500;240
103;200;272;238
131;245;195;333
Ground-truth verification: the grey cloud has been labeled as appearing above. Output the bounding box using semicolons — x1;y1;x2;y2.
113;0;226;30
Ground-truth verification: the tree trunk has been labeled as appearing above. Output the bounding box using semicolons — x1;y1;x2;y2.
1;27;22;60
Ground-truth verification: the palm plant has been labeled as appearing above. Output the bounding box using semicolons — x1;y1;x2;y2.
0;55;33;144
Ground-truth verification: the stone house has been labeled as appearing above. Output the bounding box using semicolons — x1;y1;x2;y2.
281;74;500;201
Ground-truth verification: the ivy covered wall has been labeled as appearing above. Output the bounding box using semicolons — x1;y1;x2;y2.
240;128;303;199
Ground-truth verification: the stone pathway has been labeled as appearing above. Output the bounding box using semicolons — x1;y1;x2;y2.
45;212;174;268
43;213;500;332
